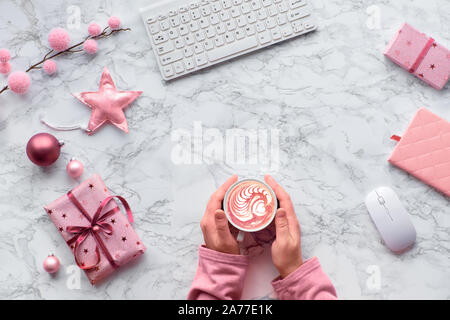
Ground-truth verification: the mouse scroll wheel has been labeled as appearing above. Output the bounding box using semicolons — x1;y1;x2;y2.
377;196;385;205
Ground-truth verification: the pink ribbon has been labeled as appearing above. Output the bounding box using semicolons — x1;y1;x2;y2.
409;37;435;73
65;191;133;270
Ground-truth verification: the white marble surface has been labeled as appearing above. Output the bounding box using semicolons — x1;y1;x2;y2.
0;0;449;300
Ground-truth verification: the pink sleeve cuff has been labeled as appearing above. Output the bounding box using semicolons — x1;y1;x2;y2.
272;257;337;300
198;245;249;266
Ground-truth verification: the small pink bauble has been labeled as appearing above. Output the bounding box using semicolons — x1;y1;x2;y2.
0;62;11;75
88;22;102;36
43;60;57;75
26;133;63;166
108;16;121;30
48;28;70;52
0;48;10;63
83;39;98;54
43;255;60;274
66;158;84;179
7;71;31;94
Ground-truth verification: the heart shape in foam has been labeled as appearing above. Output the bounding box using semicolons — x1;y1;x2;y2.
388;108;450;196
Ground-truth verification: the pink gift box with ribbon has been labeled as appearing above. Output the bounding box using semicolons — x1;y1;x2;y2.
44;174;146;284
384;23;450;90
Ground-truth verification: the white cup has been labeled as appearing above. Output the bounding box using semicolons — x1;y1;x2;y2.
223;178;278;242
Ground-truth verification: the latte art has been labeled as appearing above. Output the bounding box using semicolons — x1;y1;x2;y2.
226;180;276;231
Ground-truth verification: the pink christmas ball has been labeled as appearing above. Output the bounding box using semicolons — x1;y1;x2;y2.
108;16;121;30
0;62;11;75
43;60;57;75
66;159;84;179
0;49;10;63
8;71;31;94
88;22;102;36
83;39;98;54
48;28;70;52
43;255;60;274
26;133;62;166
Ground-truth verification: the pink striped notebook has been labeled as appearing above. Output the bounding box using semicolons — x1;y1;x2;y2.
388;108;450;196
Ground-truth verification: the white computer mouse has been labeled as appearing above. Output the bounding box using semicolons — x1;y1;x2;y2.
365;187;416;253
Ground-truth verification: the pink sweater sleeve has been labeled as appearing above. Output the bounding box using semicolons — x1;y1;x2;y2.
187;245;249;300
272;257;337;300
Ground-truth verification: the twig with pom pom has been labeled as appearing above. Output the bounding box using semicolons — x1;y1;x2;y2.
0;24;130;95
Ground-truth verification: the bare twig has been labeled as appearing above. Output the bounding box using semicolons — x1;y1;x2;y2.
1;26;131;95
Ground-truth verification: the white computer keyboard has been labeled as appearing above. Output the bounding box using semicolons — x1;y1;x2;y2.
141;0;317;80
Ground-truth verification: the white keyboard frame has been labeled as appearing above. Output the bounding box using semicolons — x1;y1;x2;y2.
141;0;317;80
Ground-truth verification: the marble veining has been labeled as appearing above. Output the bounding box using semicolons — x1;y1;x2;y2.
0;0;449;299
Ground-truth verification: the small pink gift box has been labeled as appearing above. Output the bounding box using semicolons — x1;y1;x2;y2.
44;174;146;284
384;23;450;90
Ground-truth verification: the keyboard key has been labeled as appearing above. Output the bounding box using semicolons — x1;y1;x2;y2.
205;26;216;37
292;21;304;33
266;17;277;28
199;17;210;28
211;2;222;12
224;32;235;43
267;5;278;16
230;7;240;18
160;50;183;65
195;30;206;41
236;16;247;27
277;2;288;12
244;25;255;35
255;22;266;32
175;38;185;48
221;0;232;9
234;28;246;39
204;39;215;50
180;13;191;23
277;13;287;25
258;30;272;44
226;19;236;31
185;58;195;69
214;35;225;46
304;23;315;30
162;65;174;77
168;29;178;39
257;9;267;20
156;41;174;55
246;11;257;23
183;46;194;57
195;53;208;65
160;20;170;31
189;21;200;31
208;36;258;61
194;43;204;53
241;2;251;13
250;0;261;10
233;0;243;5
219;10;230;21
179;25;189;35
174;61;185;73
169;16;180;27
185;34;195;45
210;13;220;24
287;7;310;21
191;8;202;19
216;23;227;34
271;27;282;40
200;5;212;16
262;0;272;7
280;24;293;36
289;0;306;9
153;32;168;44
148;23;160;34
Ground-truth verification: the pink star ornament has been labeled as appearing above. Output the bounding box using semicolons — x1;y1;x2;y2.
73;67;142;135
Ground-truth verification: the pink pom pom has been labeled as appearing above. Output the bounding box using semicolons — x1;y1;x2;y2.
0;62;11;74
48;28;70;52
8;71;31;94
43;60;57;75
0;49;10;63
83;39;98;54
108;16;121;30
88;22;102;37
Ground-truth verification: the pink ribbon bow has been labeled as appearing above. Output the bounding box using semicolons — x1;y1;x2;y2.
65;191;133;270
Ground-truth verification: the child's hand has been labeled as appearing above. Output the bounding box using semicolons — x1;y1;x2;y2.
200;175;240;255
265;174;303;278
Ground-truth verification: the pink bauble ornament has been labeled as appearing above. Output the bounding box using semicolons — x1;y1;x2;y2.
108;16;121;30
48;28;70;52
43;60;57;75
26;133;63;166
83;39;98;54
88;22;102;37
7;71;31;94
66;158;84;179
0;62;11;74
0;48;10;63
43;255;60;274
